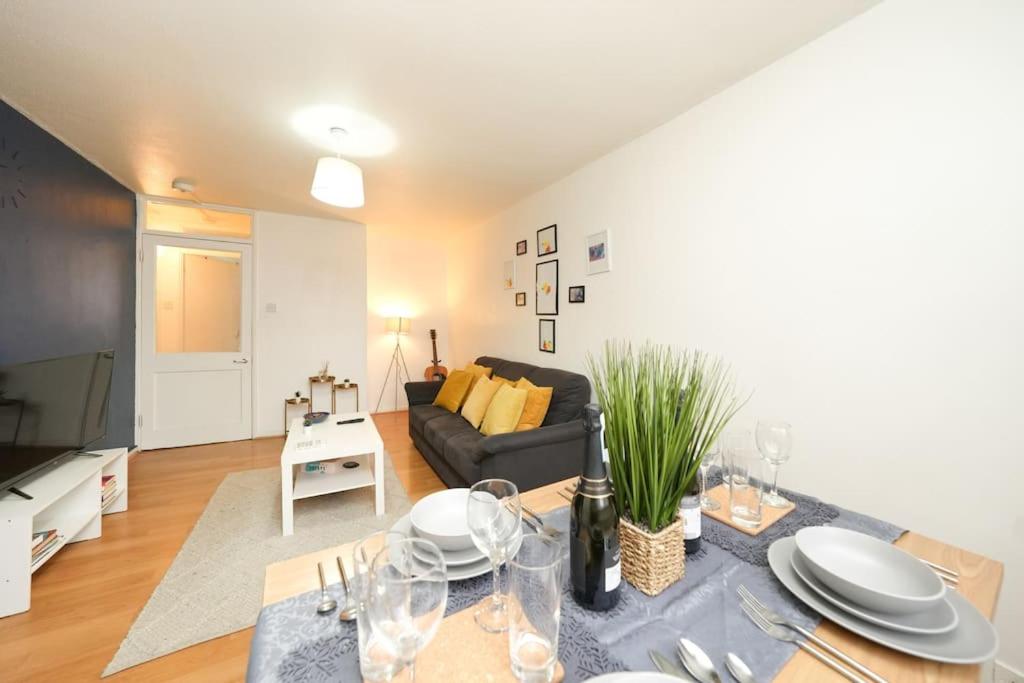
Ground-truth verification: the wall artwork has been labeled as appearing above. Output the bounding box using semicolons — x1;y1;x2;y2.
503;259;515;289
516;239;528;256
539;319;556;353
586;229;611;275
535;259;558;315
515;292;526;307
568;285;585;303
537;224;558;256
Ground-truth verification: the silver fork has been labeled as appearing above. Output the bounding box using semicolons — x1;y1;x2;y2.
738;585;886;683
521;505;563;539
740;602;867;683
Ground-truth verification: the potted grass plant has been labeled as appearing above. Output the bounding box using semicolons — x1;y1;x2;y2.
588;341;743;595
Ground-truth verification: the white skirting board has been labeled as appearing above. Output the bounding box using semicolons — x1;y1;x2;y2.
0;447;129;617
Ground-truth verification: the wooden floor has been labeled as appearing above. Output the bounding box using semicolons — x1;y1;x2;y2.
0;411;443;683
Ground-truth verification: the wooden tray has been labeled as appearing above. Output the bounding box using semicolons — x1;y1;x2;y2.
701;484;796;536
395;598;565;682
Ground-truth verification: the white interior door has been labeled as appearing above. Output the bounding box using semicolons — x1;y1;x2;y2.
140;234;252;449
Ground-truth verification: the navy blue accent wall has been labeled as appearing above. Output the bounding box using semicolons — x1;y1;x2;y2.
0;100;136;449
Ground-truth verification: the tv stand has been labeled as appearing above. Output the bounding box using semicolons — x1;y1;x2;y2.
6;487;33;500
0;447;128;617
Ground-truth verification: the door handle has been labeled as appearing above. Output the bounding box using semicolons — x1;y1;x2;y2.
233;358;249;364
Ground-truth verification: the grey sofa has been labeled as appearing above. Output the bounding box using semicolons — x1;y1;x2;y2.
404;356;590;492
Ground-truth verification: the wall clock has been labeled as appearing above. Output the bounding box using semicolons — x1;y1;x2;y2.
0;137;27;209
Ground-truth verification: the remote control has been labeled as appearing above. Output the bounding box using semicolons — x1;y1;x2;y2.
336;417;365;425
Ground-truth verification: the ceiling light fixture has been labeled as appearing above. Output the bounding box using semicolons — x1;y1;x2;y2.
310;127;365;208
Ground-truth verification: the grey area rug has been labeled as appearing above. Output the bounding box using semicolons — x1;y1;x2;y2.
103;455;411;677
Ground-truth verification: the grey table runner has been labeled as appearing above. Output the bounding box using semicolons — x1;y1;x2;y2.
248;487;903;682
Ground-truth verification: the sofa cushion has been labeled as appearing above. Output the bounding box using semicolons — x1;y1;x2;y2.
515;377;553;431
410;404;449;435
432;370;473;412
443;431;485;483
525;367;590;425
480;384;528;436
423;413;477;454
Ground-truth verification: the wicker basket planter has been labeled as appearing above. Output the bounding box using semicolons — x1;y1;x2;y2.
619;514;686;596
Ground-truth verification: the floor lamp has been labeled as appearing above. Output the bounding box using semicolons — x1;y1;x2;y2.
375;316;412;413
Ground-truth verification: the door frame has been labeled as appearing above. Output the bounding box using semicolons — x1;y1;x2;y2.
133;194;259;449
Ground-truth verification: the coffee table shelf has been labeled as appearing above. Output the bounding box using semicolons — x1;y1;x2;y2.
292;455;374;500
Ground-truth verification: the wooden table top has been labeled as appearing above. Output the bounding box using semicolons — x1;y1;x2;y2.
263;478;1003;682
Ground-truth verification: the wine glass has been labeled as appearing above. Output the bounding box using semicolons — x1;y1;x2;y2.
467;478;522;633
367;537;448;683
755;419;793;508
352;531;407;682
698;443;721;511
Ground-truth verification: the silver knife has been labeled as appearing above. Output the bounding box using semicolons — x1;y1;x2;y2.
649;650;697;681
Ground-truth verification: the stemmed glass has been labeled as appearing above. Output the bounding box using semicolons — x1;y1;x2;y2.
467;478;522;633
508;533;563;683
755;419;793;508
367;537;448;683
698;443;721;511
352;530;407;682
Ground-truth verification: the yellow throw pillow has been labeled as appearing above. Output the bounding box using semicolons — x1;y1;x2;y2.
464;362;494;392
480;384;529;436
432;370;473;413
493;376;517;388
515;377;554;431
460;376;501;429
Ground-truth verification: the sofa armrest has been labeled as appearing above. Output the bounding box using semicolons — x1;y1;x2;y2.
405;381;443;406
479;420;585;457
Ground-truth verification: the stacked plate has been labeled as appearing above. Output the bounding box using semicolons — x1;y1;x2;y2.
389;488;492;581
767;527;998;663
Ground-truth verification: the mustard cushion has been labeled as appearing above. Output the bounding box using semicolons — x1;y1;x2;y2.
432;370;473;412
460;376;501;429
464;363;493;392
493;376;517;387
515;377;554;431
480;384;529;436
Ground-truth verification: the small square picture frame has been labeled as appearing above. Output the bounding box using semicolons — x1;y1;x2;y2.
515;292;526;307
568;285;585;303
516;239;528;256
539;319;556;353
537;224;558;256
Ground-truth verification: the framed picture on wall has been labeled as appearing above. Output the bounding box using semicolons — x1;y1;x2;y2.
539;319;556;353
568;285;585;303
515;292;526;306
537;224;558;256
535;259;558;315
586;229;611;275
503;259;515;289
516;239;528;256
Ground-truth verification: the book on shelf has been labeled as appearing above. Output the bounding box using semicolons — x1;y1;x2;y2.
102;474;118;506
32;530;61;564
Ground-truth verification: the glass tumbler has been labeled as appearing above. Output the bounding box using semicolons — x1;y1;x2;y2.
351;530;406;682
508;533;563;683
728;446;766;529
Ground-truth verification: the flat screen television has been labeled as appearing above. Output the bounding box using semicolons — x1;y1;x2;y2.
0;350;115;492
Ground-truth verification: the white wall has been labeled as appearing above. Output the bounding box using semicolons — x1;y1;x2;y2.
254;211;367;435
447;0;1024;666
366;230;450;412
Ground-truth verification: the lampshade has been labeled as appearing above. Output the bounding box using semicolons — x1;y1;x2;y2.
310;156;365;208
385;316;411;335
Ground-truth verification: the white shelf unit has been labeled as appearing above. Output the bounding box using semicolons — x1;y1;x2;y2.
0;447;128;617
292;453;375;500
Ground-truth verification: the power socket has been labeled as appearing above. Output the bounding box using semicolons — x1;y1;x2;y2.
995;660;1023;683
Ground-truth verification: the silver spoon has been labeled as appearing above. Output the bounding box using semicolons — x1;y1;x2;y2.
315;561;337;615
725;653;756;683
335;556;357;622
677;638;722;683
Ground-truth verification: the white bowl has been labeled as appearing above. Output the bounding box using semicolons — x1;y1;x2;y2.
794;527;946;615
409;488;473;551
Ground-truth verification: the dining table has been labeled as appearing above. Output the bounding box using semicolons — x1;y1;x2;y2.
260;477;1004;682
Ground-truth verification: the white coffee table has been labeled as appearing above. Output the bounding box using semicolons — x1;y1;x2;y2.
280;411;385;536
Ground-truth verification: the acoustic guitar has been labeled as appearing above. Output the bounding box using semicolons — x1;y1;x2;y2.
423;329;449;381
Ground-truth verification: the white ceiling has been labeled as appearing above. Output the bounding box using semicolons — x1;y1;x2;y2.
0;1;877;234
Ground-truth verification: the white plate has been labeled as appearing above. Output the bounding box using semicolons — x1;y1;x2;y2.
790;546;958;635
403;515;486;566
390;514;491;581
794;527;945;615
586;674;683;683
770;537;998;663
409;488;474;551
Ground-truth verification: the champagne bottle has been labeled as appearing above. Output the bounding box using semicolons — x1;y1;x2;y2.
680;477;701;554
570;404;621;611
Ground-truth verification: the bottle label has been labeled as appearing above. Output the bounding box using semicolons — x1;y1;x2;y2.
605;560;621;591
682;505;701;541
